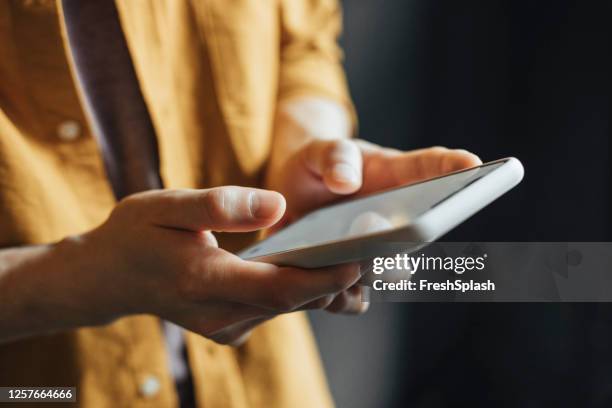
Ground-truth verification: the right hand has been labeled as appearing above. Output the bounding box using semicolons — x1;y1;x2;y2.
73;187;362;345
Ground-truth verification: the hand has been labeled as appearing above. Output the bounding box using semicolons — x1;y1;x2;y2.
267;142;481;313
266;98;482;315
267;141;482;222
57;187;362;346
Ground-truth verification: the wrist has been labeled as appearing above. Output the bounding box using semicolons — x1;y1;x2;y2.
59;229;140;323
53;234;117;324
276;96;352;142
0;234;125;342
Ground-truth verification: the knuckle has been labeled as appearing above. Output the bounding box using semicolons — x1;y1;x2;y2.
357;302;370;314
455;149;481;164
330;139;359;161
113;190;167;223
203;188;229;222
315;295;335;310
327;291;365;315
113;194;139;215
351;303;368;315
111;192;152;224
325;293;347;313
428;146;449;155
440;153;456;173
331;275;349;292
332;138;356;152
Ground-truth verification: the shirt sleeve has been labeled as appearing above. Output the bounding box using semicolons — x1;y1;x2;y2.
278;0;357;129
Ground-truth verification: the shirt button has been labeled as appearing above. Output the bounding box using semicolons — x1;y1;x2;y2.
139;375;161;398
56;120;81;141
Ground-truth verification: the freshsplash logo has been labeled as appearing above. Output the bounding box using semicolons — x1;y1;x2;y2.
372;253;488;275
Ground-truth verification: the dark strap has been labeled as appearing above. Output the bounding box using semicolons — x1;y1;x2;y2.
61;0;163;199
60;3;195;407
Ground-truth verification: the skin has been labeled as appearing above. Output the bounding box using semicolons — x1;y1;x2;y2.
0;188;362;346
265;97;482;321
0;97;481;347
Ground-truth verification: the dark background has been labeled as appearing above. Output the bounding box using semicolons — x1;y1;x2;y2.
309;1;611;407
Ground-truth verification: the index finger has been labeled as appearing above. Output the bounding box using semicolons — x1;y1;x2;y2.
359;145;482;194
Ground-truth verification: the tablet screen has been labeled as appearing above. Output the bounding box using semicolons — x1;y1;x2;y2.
241;160;506;258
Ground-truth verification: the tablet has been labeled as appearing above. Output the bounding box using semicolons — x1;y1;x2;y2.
239;157;524;268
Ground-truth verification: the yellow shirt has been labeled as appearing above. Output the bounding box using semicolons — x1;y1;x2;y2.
0;0;353;406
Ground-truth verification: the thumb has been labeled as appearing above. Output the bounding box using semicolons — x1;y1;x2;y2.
303;139;363;195
140;187;286;232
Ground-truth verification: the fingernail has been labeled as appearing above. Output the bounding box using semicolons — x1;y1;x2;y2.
331;163;360;185
250;191;282;219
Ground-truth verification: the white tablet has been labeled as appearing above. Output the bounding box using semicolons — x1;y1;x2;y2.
239;157;524;268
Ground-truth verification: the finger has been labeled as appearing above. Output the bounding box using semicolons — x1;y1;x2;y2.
236;260;361;312
394;147;482;183
361;146;482;193
139;187;286;232
202;250;362;312
303;139;363;194
441;148;483;172
326;285;370;315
